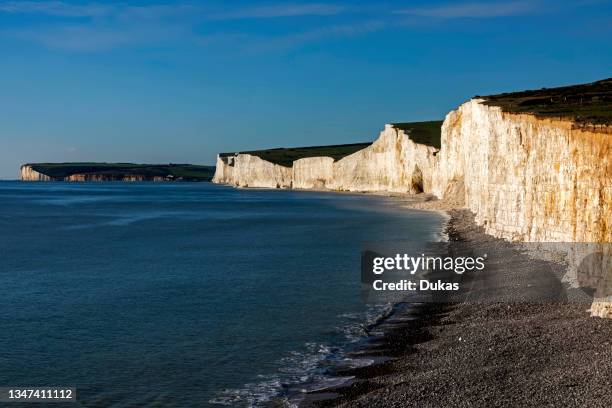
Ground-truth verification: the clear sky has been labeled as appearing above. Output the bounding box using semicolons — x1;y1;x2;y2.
1;0;610;178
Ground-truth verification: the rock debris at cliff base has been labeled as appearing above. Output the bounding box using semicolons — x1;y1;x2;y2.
304;210;612;408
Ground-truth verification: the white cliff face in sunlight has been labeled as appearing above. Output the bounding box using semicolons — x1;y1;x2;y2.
431;100;611;318
213;100;611;244
214;124;438;194
213;99;612;317
432;99;611;244
20;165;54;181
213;153;292;188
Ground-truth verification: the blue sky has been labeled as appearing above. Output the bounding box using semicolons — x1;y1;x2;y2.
0;0;610;178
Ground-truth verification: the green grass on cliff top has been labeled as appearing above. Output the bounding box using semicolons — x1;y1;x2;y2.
479;78;612;125
391;120;443;148
221;120;443;167
220;142;373;167
26;163;215;181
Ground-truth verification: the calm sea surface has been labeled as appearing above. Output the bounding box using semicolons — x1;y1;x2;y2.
0;182;444;406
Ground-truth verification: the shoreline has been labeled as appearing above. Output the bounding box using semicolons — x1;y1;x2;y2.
230;184;454;225
8;173;608;407
15;180;610;405
295;209;612;407
211;183;610;406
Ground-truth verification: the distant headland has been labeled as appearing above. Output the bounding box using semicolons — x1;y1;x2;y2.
19;163;215;182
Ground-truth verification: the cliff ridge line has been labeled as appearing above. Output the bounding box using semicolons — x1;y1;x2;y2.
212;97;611;317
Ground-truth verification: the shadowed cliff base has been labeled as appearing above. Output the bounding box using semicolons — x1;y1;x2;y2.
294;210;612;408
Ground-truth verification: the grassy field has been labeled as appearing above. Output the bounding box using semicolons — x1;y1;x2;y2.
480;78;612;125
27;163;215;181
392;120;443;148
220;142;372;167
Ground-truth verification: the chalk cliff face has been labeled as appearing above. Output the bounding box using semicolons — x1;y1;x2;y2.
432;100;611;318
213;154;292;188
326;125;438;193
215;101;610;241
215;125;438;193
20;165;54;181
213;99;611;317
20;165;173;182
433;99;611;244
292;156;334;189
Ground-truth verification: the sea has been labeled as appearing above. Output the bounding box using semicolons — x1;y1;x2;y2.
0;181;445;407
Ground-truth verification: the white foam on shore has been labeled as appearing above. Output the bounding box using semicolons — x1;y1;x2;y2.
208;303;393;407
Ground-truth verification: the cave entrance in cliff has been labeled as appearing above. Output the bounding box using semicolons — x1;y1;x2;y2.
411;165;424;193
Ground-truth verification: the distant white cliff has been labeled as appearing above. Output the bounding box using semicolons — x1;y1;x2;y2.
213;124;438;194
20;165;54;181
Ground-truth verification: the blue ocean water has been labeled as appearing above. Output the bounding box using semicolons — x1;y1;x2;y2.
0;182;445;407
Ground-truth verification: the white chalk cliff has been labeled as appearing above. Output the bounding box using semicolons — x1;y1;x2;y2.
213;98;611;317
20;165;174;182
433;99;610;244
214;154;292;189
20;165;54;181
213;124;438;194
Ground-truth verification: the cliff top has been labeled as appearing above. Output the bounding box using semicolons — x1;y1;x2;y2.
221;121;443;167
23;163;215;181
480;78;612;125
220;142;372;167
391;120;443;148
